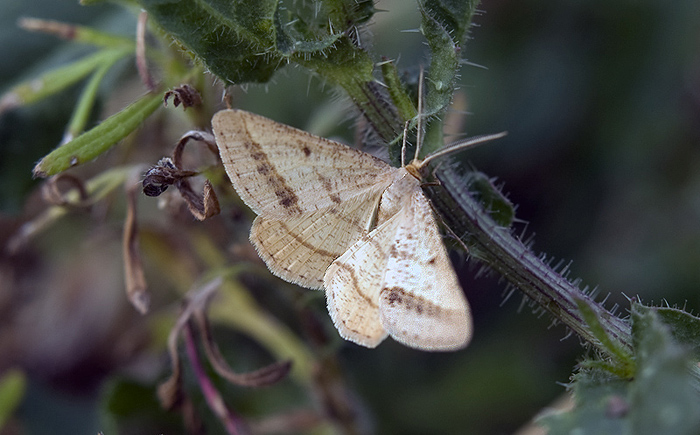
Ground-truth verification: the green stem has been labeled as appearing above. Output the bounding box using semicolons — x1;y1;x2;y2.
1;48;131;111
64;59;118;142
343;80;403;144
426;165;634;357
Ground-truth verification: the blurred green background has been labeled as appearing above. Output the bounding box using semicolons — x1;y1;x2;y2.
1;0;699;434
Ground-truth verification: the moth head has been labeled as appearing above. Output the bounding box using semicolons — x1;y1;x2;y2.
404;160;423;179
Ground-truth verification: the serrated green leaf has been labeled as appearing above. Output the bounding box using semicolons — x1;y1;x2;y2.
645;305;700;360
574;297;634;377
629;304;700;435
292;36;374;87
0;369;26;430
139;0;378;88
419;5;458;118
416;0;479;157
422;0;479;46
542;305;700;435
540;371;629;435
419;0;478;117
324;0;375;29
139;0;282;84
33;92;163;177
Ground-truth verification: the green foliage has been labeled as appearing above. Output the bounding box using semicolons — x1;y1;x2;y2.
33;92;163;177
575;298;635;378
100;379;182;434
381;59;418;123
0;48;130;110
542;303;700;435
420;0;474;117
465;171;515;228
139;0;282;84
416;0;478;156
137;0;479;151
653;306;700;360
138;0;375;85
0;370;26;430
13;0;486;178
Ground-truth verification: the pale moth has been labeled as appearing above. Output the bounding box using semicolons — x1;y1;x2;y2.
212;109;504;351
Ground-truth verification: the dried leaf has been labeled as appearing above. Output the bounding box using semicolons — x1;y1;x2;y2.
136;11;156;92
157;278;221;409
195;308;292;387
123;180;150;314
142;157;196;197
41;174;91;208
143;130;220;220
164;84;202;109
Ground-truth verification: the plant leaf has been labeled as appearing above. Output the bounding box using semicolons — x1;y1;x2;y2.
420;0;479;118
540;370;629;435
628;304;700;435
541;303;700;435
139;0;377;87
0;370;26;430
139;0;282;84
467;171;516;229
649;305;700;360
0;48;131;113
33;92;163;177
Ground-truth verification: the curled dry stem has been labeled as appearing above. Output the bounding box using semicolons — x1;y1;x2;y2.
123;176;150;314
41;173;91;208
158;278;292;430
142;130;220;220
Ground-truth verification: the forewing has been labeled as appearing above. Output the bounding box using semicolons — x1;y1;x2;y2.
212;109;397;217
251;184;387;289
379;189;472;351
323;215;408;348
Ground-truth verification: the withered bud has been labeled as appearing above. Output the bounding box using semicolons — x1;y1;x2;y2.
164;84;203;109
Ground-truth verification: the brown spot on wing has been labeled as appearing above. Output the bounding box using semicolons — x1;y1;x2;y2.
256;163;271;175
381;286;441;316
276;188;299;208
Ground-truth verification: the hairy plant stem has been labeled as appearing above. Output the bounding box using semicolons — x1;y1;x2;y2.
343;80;403;145
425;165;634;357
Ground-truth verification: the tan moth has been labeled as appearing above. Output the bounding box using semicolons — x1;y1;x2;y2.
212;109;504;351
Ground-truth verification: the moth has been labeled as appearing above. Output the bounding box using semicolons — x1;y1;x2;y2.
212;109;504;351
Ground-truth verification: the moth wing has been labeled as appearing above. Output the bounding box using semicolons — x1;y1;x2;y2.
323;213;408;347
379;190;472;351
212;109;397;217
251;183;389;289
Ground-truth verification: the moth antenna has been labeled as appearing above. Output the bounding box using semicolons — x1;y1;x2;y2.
420;132;508;168
415;66;425;162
